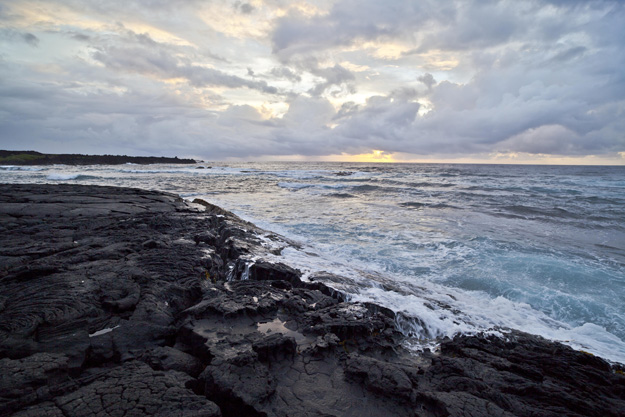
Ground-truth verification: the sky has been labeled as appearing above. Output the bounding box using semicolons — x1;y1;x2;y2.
0;0;624;164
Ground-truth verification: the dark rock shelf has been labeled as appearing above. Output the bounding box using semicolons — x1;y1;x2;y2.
0;183;623;417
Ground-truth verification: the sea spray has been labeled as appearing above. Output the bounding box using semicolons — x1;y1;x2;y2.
2;162;623;362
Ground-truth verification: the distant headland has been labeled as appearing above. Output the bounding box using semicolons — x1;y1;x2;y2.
0;150;196;165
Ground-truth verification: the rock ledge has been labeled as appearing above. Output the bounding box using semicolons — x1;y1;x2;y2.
1;184;623;417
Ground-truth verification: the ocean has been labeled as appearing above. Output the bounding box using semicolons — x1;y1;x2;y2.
2;162;624;363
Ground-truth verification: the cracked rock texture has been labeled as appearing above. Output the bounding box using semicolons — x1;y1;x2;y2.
1;183;624;417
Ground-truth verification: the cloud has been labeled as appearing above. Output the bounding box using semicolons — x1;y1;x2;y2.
271;0;622;59
269;0;572;59
281;96;335;129
22;32;39;46
271;1;432;58
0;29;40;47
269;66;302;83
90;29;280;94
549;46;587;63
417;73;436;90
308;63;355;96
234;1;255;14
0;0;623;163
67;31;91;41
333;94;421;152
499;125;582;154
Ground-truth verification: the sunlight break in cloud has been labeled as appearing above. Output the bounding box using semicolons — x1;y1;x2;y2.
0;0;623;164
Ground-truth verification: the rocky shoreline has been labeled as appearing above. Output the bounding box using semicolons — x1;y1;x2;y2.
0;183;623;417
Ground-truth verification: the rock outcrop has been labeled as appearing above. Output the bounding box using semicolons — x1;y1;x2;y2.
1;183;623;417
0;150;195;165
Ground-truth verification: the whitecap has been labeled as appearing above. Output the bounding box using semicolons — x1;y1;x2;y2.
47;173;81;180
46;172;100;181
0;165;44;171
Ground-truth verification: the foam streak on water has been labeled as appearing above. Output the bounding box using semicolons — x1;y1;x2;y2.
2;162;624;362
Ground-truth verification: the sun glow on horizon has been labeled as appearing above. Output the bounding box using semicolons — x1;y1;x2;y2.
224;150;625;165
323;149;396;163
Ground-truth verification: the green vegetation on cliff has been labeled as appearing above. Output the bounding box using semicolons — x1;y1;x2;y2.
0;150;196;165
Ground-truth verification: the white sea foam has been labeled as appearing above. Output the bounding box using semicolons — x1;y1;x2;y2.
3;162;624;364
122;168;193;174
277;182;351;191
47;172;82;180
262;169;329;180
0;166;45;171
120;165;258;176
248;217;625;363
322;253;625;363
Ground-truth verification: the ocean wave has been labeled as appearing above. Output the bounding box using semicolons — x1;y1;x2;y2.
262;170;329;180
277;182;316;190
0;165;45;171
119;166;253;175
350;184;383;192
500;205;581;220
581;196;624;205
122;168;194;174
383;179;456;188
212;166;258;174
46;173;99;180
344;165;388;172
465;185;525;193
278;182;352;191
278;240;625;363
346;277;625;363
328;193;357;199
399;202;455;209
3;161;624;363
410;181;455;188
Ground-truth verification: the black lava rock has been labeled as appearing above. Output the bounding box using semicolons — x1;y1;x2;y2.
1;184;623;417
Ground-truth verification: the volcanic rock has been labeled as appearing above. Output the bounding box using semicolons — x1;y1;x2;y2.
1;183;623;417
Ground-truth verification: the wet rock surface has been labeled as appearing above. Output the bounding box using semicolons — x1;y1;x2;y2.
1;183;624;417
